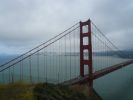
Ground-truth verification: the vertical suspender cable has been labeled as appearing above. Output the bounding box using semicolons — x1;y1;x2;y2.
37;52;39;82
8;67;10;83
43;48;45;82
64;36;67;81
19;61;22;81
29;56;32;83
69;33;72;79
22;56;23;81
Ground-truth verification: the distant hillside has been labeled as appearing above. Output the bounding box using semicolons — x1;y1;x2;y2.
93;50;133;59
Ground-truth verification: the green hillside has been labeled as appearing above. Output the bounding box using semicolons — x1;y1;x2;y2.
0;82;101;100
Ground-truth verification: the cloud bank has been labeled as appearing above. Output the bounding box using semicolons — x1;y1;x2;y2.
0;0;133;54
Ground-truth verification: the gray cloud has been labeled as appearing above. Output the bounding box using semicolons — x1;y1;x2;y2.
90;0;133;49
0;0;133;54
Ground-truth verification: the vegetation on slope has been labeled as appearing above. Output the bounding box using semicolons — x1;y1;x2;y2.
0;82;94;100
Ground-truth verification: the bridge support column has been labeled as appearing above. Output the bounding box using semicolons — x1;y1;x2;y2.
80;19;93;87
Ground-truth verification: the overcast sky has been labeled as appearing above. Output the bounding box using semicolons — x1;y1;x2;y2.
0;0;133;54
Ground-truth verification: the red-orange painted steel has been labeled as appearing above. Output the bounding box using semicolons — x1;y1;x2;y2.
93;60;133;79
63;60;133;85
80;19;93;87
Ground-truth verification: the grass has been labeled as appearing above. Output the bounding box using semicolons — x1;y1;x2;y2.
0;82;101;100
0;82;33;100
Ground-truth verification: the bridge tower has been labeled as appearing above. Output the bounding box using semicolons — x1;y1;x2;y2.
80;19;93;87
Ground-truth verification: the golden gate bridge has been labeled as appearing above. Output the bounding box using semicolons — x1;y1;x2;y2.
0;19;132;89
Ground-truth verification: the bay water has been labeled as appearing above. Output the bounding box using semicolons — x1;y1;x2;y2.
0;55;133;100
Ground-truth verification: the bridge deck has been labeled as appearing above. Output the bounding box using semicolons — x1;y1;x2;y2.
93;60;133;79
62;60;133;85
